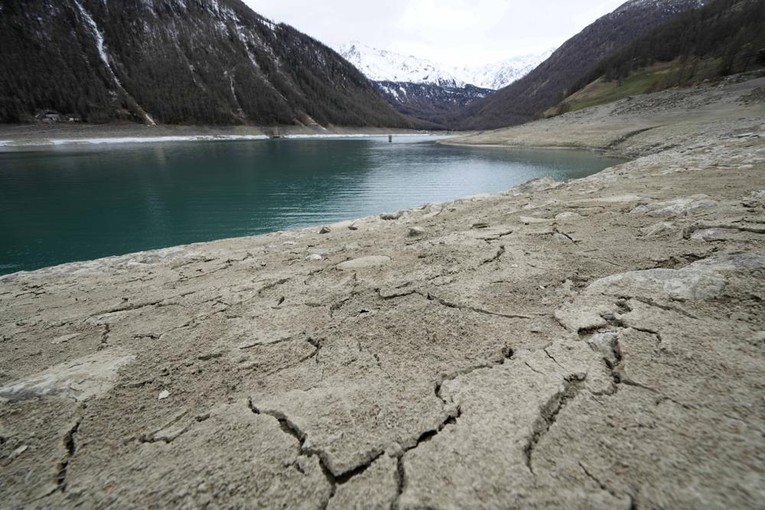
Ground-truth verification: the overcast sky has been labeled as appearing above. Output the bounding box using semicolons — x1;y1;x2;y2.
243;0;627;66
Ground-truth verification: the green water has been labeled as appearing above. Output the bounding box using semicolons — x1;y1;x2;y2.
0;136;623;274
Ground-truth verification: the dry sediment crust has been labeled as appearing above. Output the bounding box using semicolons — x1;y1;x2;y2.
1;77;764;508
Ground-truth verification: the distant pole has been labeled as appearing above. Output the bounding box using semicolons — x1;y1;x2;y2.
388;135;393;143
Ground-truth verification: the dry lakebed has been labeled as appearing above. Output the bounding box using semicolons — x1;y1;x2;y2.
1;76;764;509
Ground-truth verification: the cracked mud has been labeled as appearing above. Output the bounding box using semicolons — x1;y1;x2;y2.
1;78;765;508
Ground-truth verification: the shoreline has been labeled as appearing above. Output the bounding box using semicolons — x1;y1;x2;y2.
0;144;619;278
1;77;763;507
0;123;457;149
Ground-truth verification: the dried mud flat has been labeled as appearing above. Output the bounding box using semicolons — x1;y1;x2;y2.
1;77;764;509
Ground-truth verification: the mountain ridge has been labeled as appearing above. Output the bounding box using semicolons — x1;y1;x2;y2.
339;41;551;90
0;0;415;128
453;0;708;130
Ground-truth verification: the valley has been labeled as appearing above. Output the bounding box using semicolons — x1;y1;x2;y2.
1;0;764;507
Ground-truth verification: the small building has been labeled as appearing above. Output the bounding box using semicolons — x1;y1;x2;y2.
35;111;61;123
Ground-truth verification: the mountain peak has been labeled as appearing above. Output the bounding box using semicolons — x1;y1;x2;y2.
338;42;550;90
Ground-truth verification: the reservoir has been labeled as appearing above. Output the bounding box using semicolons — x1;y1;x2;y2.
0;136;623;275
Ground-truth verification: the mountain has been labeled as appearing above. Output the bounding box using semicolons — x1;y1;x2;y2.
340;43;463;88
339;42;549;127
452;51;555;91
569;0;765;97
0;0;414;127
454;0;708;130
339;42;550;90
373;82;492;127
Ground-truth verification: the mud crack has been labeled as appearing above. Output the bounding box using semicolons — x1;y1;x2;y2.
98;323;110;351
578;460;632;503
393;346;514;507
629;296;699;319
391;408;462;510
248;399;383;510
553;228;578;243
56;420;81;492
100;299;164;315
524;377;583;475
434;346;515;402
138;412;210;444
257;277;291;297
480;245;506;266
423;291;533;320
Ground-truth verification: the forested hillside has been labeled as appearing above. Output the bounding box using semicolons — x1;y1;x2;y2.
453;0;707;130
0;0;414;127
572;0;765;91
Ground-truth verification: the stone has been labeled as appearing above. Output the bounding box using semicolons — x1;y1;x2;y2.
587;254;765;302
380;211;403;220
690;228;735;241
588;332;620;365
0;350;135;402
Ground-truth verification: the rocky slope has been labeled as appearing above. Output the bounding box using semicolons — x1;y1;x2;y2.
0;76;763;507
455;0;707;129
0;0;413;128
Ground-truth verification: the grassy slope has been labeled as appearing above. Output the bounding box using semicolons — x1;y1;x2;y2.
546;0;765;117
548;56;762;117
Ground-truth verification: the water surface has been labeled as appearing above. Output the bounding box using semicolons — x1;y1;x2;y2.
0;136;623;274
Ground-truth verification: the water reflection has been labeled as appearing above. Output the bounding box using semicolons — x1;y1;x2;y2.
0;138;623;273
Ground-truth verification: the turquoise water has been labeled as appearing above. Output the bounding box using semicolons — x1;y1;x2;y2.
0;136;623;274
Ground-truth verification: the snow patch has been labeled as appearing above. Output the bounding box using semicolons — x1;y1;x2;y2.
44;135;269;146
73;0;122;88
73;0;156;126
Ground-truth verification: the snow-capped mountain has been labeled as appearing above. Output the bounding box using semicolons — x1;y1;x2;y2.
454;51;554;90
339;43;462;88
339;42;551;91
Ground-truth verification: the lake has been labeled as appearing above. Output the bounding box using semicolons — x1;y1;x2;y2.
0;136;623;274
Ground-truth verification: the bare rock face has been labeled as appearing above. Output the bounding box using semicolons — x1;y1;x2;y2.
1;78;764;508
